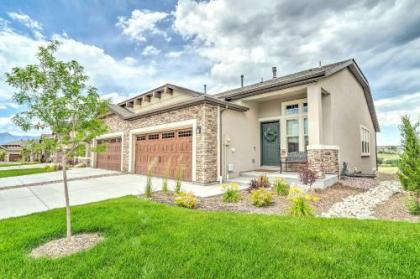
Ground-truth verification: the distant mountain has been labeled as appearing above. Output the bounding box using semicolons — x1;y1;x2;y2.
0;132;38;145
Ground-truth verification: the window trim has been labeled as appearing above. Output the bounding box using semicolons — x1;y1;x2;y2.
281;99;308;153
360;125;371;157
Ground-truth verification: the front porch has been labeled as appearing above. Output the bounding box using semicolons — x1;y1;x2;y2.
229;170;338;190
221;83;339;182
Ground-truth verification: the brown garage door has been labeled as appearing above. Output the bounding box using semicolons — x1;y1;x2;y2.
9;154;22;162
96;137;122;171
135;129;192;181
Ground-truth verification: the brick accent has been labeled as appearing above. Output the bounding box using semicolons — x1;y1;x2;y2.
101;103;218;184
307;148;339;177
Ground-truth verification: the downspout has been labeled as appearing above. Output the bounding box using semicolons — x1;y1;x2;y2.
219;104;228;182
375;132;378;175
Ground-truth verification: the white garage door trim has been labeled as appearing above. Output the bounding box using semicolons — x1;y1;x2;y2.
92;131;124;171
128;119;197;182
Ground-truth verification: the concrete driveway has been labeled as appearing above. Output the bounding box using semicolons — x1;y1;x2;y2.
0;168;244;220
0;167;120;189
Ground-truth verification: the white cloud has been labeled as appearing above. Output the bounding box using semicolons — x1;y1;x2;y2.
0;102;19;110
142;45;161;56
173;0;420;96
101;92;128;104
375;92;420;126
7;12;43;39
165;51;183;58
116;9;169;43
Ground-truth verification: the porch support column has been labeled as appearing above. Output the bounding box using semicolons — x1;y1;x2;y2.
307;85;323;145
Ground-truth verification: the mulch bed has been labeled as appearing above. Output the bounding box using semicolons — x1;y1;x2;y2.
339;177;378;190
150;190;290;215
374;193;420;223
30;233;104;259
146;183;364;216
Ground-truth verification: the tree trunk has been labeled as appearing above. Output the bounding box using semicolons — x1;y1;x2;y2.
62;153;72;238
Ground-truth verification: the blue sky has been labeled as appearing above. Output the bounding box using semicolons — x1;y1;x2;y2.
0;0;419;145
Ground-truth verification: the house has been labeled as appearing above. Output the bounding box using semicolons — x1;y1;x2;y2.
91;59;379;184
0;140;27;162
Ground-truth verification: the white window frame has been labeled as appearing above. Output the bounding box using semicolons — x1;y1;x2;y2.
360;125;371;157
281;99;308;153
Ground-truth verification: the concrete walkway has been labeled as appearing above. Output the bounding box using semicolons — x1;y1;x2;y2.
0;171;247;220
0;163;49;170
0;168;120;189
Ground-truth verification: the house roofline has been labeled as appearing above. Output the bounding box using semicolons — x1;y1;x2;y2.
116;83;203;106
108;95;249;121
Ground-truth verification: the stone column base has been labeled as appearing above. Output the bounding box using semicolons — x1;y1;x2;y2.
307;145;339;177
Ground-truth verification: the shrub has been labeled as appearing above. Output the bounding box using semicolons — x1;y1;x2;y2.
406;195;420;215
161;178;169;194
222;182;241;203
248;175;271;192
273;179;290;196
44;164;58;172
398;116;420;193
298;166;317;189
250;188;273;207
145;175;152;198
287;187;319;217
175;168;183;193
175;192;199;209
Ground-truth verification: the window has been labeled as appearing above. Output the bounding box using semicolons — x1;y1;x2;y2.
148;134;159;140
178;130;192;137
303;102;308;113
287;120;299;153
286;104;299;115
162;132;175;139
361;126;370;156
304;118;309;150
137;135;146;141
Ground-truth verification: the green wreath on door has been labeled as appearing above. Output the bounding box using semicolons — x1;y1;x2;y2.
263;127;278;142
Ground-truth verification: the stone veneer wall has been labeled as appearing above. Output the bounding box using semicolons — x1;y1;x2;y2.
102;103;218;184
307;148;339;176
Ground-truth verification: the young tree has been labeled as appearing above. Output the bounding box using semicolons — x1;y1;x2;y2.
5;40;108;238
398;116;420;196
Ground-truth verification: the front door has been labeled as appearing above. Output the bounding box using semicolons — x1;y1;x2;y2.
261;121;280;166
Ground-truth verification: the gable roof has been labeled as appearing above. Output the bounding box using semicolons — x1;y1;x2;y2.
117;83;203;107
108;94;248;121
214;59;379;132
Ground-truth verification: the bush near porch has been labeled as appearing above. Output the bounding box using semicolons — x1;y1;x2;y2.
1;197;418;278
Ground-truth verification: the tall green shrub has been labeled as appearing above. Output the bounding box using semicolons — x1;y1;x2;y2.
398;116;420;193
398;116;420;215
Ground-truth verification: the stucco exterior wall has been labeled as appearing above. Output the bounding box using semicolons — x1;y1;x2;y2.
100;103;218;184
319;68;377;174
221;101;260;178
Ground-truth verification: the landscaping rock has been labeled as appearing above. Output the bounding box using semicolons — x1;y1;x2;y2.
321;181;402;219
31;233;104;259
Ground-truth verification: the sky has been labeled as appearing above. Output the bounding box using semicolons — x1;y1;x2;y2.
0;0;419;145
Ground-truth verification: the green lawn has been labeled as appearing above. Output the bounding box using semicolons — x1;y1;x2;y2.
0;162;28;168
0;167;53;178
0;197;419;278
378;166;399;175
378;152;400;161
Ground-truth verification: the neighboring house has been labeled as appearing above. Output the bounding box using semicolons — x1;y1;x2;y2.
92;59;379;184
0;140;27;162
